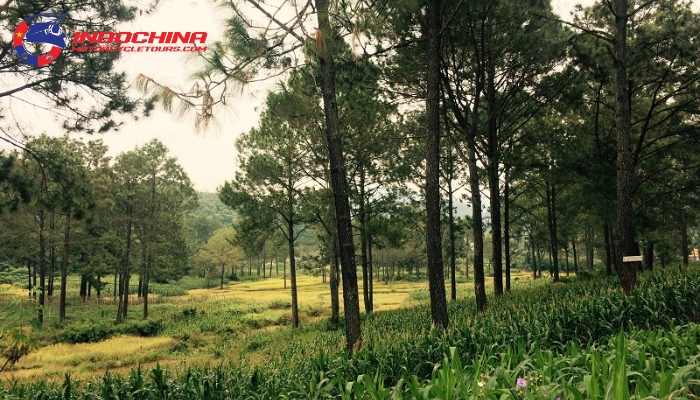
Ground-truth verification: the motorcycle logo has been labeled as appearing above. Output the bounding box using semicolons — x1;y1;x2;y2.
13;13;69;67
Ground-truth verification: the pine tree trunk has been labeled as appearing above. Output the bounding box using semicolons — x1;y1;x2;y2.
288;217;299;328
329;230;339;326
448;167;457;301
613;0;637;294
59;213;71;321
681;207;689;267
486;62;504;297
644;241;654;270
425;0;448;329
547;181;559;282
315;0;361;355
604;222;613;277
117;215;132;323
38;210;46;325
504;167;511;292
143;262;150;320
572;238;579;274
359;169;370;313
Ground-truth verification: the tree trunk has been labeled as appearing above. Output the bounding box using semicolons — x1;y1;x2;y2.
681;206;689;267
143;268;150;320
425;0;448;329
359;168;370;313
468;109;486;312
604;222;613;277
80;274;87;299
613;0;637;294
546;181;559;282
27;265;32;298
315;0;361;355
368;232;373;311
644;240;654;270
572;238;579;274
38;211;46;325
564;246;570;277
117;215;132;323
288;217;299;328
48;215;55;297
486;63;504;297
220;262;225;289
586;226;594;271
448;166;457;301
59;212;71;321
504;166;511;292
329;230;339;327
531;235;537;279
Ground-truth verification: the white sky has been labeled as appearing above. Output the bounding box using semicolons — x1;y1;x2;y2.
5;0;597;193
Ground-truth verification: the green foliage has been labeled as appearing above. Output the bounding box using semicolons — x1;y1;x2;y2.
2;266;699;398
56;320;164;344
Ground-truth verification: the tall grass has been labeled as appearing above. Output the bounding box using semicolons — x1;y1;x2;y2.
2;266;699;398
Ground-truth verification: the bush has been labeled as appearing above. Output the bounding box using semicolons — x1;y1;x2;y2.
57;323;113;344
120;320;163;337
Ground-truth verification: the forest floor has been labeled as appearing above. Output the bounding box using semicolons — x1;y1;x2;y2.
0;270;534;383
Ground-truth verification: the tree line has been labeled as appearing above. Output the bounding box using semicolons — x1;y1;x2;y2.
137;0;700;355
0;136;195;324
2;0;700;359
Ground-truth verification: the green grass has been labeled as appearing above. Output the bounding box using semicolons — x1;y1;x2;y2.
2;265;699;398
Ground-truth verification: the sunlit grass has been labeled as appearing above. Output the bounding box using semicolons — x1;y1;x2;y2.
0;269;541;384
10;336;175;381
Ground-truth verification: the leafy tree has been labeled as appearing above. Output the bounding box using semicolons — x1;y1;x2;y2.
220;89;314;329
197;227;241;289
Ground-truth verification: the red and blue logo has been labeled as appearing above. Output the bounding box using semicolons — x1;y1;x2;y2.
13;13;69;67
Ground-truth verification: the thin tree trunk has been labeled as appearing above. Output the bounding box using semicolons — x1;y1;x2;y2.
59;213;71;321
504;166;511;292
448;164;457;301
546;181;559;282
117;215;132;323
143;269;150;320
27;264;32;298
359;168;370;314
604;222;613;277
48;214;55;297
368;232;373;311
645;240;654;270
572;238;579;274
220;262;225;289
315;0;361;355
681;206;689;267
288;217;299;328
38;211;46;325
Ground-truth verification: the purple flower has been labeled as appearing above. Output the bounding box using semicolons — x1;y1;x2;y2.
516;377;527;388
210;372;216;378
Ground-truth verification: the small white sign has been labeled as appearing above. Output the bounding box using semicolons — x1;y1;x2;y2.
623;255;643;262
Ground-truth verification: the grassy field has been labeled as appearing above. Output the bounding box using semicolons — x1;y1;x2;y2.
1;270;531;383
2;265;699;398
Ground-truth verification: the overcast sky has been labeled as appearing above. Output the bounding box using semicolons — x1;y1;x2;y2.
7;0;596;193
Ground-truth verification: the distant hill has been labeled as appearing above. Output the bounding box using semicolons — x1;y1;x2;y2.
195;192;237;226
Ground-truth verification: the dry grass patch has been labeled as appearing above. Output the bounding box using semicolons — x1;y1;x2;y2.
4;335;176;382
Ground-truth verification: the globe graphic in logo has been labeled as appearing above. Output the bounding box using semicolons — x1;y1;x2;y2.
13;13;69;67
